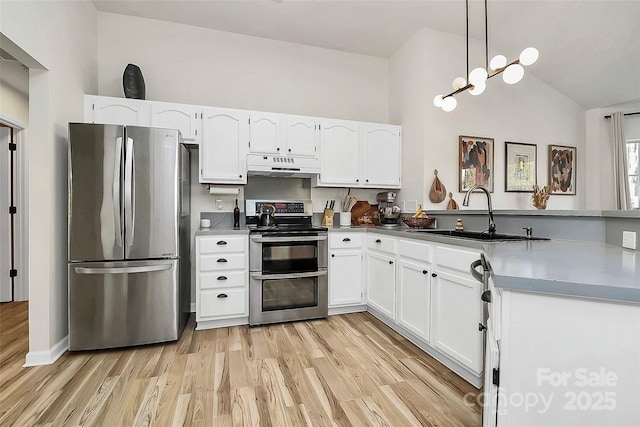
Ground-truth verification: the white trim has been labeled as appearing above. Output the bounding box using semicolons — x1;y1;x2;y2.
190;302;196;313
195;317;248;330
328;304;367;315
0;114;26;131
23;335;68;366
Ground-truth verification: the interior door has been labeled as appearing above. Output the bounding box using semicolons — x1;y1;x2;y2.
124;126;179;260
68;123;125;262
0;127;11;301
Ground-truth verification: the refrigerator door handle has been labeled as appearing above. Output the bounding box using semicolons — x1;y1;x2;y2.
114;136;123;248
74;264;172;275
124;137;135;247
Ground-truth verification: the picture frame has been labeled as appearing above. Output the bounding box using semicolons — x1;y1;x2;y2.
505;141;537;192
459;135;494;192
548;145;576;195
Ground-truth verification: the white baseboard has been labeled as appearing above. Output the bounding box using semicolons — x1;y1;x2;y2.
328;304;367;315
24;334;68;367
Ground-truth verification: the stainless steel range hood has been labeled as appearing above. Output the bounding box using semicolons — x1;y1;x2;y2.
246;154;320;178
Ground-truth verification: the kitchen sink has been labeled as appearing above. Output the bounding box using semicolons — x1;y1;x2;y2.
406;229;550;241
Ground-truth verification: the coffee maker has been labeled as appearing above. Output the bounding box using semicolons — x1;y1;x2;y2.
376;191;401;227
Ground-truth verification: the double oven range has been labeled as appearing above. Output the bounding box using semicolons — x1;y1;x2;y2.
246;200;328;326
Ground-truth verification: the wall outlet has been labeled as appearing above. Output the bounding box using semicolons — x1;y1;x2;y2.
404;200;418;213
216;199;223;210
622;231;636;250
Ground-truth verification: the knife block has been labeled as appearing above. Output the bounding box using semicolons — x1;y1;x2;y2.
321;209;334;227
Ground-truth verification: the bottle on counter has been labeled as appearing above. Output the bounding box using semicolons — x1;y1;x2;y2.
233;198;240;229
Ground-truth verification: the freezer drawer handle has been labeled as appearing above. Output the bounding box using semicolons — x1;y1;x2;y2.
75;264;172;274
217;293;228;299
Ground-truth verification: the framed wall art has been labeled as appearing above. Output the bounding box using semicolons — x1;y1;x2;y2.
459;135;494;192
548;145;576;195
505;141;537;192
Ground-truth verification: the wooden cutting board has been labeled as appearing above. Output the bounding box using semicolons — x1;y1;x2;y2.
350;201;374;225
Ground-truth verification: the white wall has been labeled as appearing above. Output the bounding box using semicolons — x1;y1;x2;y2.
0;60;29;125
1;1;97;357
585;102;640;209
390;28;586;213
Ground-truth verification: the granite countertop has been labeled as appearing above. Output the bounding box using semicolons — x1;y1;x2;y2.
483;240;640;303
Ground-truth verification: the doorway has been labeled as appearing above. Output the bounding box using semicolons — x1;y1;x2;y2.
0;125;14;301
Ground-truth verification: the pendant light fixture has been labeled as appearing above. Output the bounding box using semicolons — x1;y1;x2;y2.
434;0;538;112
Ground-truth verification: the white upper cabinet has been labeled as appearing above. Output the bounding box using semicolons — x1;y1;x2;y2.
284;115;317;157
200;107;248;184
315;119;401;189
85;96;149;126
248;112;281;154
248;113;318;157
317;119;361;186
150;102;201;144
362;123;402;188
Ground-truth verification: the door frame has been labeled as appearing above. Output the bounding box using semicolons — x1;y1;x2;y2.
0;113;28;301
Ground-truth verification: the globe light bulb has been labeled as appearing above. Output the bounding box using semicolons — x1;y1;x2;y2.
519;47;539;66
452;77;467;90
490;55;507;70
441;96;457;112
469;82;486;95
503;63;525;84
433;95;444;107
468;67;488;86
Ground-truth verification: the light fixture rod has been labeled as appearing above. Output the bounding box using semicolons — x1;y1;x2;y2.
484;0;489;70
466;0;469;81
441;58;521;99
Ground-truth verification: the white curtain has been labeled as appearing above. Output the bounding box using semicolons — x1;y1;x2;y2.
610;112;631;210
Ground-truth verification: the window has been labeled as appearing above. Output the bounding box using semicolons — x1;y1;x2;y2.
628;139;640;209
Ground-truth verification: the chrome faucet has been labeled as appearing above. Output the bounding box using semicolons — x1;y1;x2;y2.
463;185;496;235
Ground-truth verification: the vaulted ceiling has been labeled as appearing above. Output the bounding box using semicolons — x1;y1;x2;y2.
92;0;640;110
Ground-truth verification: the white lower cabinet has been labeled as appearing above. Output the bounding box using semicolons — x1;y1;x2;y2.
432;270;483;374
397;259;431;343
328;233;363;308
366;251;396;319
196;234;248;329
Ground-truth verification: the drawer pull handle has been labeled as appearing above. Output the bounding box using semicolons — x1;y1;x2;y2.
217;241;227;245
217;276;228;281
375;239;382;243
422;270;428;275
432;273;437;278
217;293;228;299
342;238;351;242
217;258;228;263
388;260;393;265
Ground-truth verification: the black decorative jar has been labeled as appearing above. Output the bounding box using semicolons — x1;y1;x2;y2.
122;63;146;100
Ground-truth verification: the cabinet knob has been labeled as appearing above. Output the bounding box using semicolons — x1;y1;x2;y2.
481;290;493;303
388;260;393;265
431;273;437;278
239;174;243;178
331;254;335;257
366;179;369;183
288;148;291;152
342;238;351;242
478;323;487;332
217;276;228;281
356;179;359;183
422;270;428;275
217;293;228;299
375;239;382;243
217;241;227;245
217;258;228;263
277;147;280;151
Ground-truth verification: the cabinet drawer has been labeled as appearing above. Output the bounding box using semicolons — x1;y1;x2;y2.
200;288;246;318
199;236;246;254
398;239;432;263
200;270;246;290
200;253;246;271
436;246;479;274
366;234;397;254
329;233;363;249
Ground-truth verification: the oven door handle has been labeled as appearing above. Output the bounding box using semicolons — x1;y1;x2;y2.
250;235;328;243
250;270;328;280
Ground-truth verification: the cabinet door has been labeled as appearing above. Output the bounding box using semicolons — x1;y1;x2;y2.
432;270;483;374
318;119;360;186
150;102;200;144
397;259;431;342
329;250;362;307
200;108;248;184
285;115;318;157
362;123;401;188
366;251;395;319
90;96;149;126
249;112;281;154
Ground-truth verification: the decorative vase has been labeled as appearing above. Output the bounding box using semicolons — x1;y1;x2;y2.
532;184;552;209
123;63;146;100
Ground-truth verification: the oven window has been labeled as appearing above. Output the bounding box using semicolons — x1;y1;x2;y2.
262;242;317;273
262;277;318;311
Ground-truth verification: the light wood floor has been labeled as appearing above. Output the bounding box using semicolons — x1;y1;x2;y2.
0;302;481;426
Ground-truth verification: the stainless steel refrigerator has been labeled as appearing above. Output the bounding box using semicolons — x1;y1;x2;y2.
67;123;191;351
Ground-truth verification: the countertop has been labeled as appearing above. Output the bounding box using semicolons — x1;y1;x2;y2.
196;225;640;303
